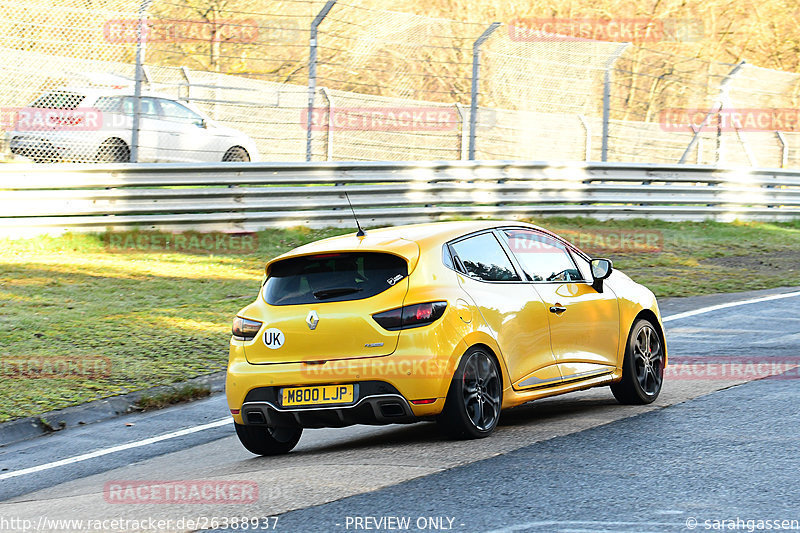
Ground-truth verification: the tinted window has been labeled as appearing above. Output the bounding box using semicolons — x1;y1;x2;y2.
504;229;583;282
449;233;519;282
30;91;85;110
263;252;407;306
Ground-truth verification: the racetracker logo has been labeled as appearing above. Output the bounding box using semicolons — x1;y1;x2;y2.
666;357;800;380
103;480;258;504
300;355;451;379
507;230;664;254
302;107;459;132
1;356;112;379
102;231;258;254
660;108;800;132
103;18;259;43
508;17;703;43
0;107;103;132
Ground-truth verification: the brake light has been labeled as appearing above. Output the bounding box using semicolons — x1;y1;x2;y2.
232;316;263;340
372;302;447;331
410;398;437;405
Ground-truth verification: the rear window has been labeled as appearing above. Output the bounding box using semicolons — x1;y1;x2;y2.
262;252;407;306
30;91;85;110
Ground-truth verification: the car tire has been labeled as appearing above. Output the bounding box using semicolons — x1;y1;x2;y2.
96;139;130;163
234;422;302;456
223;146;250;162
611;318;665;405
437;347;502;439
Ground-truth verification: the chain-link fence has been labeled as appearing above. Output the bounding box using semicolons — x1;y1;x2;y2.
2;0;800;168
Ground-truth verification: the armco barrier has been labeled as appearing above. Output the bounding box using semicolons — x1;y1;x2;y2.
1;161;799;236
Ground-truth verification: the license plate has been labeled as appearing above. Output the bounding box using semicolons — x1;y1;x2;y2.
281;384;354;407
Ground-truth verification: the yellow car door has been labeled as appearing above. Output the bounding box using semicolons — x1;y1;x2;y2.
448;232;563;389
501;229;620;382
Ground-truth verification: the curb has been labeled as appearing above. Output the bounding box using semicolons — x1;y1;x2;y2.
0;370;226;447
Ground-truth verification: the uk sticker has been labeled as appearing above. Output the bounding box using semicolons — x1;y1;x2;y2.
263;328;285;349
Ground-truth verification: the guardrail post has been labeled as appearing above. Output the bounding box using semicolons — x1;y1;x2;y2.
305;0;337;162
468;22;501;161
130;0;153;164
601;43;630;162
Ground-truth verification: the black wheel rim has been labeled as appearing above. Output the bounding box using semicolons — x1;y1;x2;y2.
462;351;501;431
633;324;663;396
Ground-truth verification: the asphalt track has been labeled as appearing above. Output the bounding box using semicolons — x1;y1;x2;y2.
1;286;799;532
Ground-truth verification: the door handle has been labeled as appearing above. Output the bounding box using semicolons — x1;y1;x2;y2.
549;305;567;314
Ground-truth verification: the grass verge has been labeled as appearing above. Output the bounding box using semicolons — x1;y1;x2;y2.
1;217;799;422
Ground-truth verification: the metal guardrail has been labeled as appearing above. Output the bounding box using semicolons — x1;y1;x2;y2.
1;161;800;236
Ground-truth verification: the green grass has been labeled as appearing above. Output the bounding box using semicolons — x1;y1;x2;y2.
1;218;799;422
135;383;212;411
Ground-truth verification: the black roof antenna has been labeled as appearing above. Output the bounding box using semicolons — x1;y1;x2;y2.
344;191;366;237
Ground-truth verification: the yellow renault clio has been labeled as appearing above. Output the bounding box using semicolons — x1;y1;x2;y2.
226;221;666;455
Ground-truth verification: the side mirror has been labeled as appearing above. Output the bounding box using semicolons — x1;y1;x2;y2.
590;258;613;292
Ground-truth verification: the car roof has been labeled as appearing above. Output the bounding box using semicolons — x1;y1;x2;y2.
265;220;547;272
54;87;177;100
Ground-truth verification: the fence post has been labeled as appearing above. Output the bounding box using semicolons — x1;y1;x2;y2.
776;131;788;168
601;43;630;162
180;66;192;101
305;0;337;162
454;103;468;160
131;0;153;164
577;114;591;161
319;87;333;161
468;22;501;161
678;61;746;164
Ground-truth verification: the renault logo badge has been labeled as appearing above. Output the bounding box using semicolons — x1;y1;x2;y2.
306;310;319;331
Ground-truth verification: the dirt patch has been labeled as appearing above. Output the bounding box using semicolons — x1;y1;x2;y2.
702;251;800;273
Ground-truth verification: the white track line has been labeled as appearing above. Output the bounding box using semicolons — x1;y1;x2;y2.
4;289;800;482
0;418;230;481
662;290;800;322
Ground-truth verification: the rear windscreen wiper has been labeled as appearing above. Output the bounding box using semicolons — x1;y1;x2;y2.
313;287;363;300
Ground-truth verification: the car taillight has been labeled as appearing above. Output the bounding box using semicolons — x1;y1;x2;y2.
232;316;263;340
372;302;447;331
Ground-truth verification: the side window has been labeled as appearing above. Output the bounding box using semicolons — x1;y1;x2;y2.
503;229;583;282
571;250;593;281
95;96;123;113
449;233;520;282
121;97;159;119
158;99;204;126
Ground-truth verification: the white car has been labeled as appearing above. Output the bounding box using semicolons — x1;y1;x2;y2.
7;88;260;163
